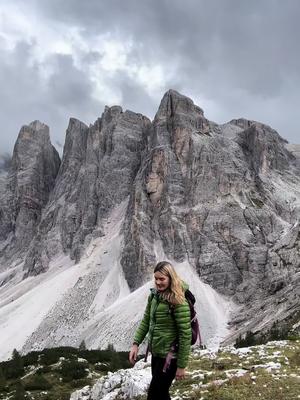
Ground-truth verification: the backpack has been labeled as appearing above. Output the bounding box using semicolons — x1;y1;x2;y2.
169;289;202;346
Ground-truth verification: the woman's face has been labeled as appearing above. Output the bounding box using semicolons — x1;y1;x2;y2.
154;271;170;292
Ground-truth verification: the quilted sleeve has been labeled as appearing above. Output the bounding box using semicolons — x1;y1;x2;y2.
133;294;152;345
174;300;192;368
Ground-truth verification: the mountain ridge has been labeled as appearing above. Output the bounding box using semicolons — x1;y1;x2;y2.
0;89;299;359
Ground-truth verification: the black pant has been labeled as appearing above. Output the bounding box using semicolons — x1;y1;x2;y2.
147;356;177;400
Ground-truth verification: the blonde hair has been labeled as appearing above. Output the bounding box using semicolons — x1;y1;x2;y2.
154;261;185;305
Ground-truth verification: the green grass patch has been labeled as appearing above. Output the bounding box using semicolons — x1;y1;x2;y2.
168;340;300;400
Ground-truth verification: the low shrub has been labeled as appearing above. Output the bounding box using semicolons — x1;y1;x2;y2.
60;359;88;381
24;374;52;391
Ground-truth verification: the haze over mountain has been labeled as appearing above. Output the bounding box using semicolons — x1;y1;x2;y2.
0;90;299;360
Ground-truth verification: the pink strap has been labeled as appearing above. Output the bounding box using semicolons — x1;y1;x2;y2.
163;344;176;372
163;350;174;373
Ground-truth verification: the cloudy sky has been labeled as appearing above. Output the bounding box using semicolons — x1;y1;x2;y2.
0;0;299;155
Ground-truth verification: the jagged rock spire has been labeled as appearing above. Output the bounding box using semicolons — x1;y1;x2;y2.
0;121;60;262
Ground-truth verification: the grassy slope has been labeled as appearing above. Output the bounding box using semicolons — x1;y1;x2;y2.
135;340;300;400
0;347;130;400
172;340;300;400
1;341;299;399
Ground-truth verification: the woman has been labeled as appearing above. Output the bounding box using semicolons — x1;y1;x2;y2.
129;261;192;400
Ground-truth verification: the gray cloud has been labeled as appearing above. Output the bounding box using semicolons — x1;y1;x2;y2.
0;0;299;156
108;74;158;118
0;40;104;155
34;0;300;81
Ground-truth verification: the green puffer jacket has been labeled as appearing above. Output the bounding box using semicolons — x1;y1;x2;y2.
133;284;192;369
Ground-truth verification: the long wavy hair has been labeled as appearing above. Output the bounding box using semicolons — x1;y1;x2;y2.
154;261;185;305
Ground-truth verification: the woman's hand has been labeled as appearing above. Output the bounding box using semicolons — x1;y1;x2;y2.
175;367;186;380
129;343;139;365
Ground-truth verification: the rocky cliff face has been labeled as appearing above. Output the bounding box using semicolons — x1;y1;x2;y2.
0;90;299;355
22;107;150;277
120;91;300;340
0;121;60;269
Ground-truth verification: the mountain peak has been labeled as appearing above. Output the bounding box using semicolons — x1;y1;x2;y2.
16;121;51;148
28;120;49;132
156;89;204;120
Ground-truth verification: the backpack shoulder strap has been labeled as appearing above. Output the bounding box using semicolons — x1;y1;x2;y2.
149;288;157;301
185;289;196;305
